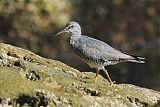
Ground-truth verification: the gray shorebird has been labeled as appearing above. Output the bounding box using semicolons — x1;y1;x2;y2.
55;21;145;88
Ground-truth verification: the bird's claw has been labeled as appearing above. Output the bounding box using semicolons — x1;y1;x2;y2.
110;81;119;91
110;81;116;88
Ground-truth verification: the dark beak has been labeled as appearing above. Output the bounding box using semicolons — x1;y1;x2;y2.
55;28;67;36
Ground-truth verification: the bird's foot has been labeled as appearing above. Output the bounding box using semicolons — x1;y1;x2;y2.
110;81;119;91
110;81;116;88
94;76;98;83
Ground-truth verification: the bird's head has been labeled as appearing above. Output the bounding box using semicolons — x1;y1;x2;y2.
55;21;81;36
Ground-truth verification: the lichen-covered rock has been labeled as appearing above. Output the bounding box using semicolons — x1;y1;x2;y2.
0;43;160;107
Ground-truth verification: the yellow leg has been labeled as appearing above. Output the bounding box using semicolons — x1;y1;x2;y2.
94;69;99;82
103;68;116;88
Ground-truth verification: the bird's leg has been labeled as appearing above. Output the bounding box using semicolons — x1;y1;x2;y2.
103;68;116;88
94;69;99;82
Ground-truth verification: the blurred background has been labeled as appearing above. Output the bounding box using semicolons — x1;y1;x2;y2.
0;0;160;91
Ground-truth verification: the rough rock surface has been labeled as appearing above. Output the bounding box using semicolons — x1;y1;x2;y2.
0;43;160;107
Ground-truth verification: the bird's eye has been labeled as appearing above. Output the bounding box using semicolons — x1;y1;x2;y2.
68;25;74;28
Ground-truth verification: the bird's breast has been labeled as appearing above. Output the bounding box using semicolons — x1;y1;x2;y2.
69;40;105;68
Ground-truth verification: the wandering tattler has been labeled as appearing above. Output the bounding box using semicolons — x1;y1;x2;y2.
55;21;145;88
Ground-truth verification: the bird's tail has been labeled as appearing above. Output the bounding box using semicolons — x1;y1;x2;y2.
127;55;145;63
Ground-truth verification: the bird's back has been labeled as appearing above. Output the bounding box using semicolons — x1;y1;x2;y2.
69;35;131;67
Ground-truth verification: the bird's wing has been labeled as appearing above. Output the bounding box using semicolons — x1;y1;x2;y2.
78;35;130;61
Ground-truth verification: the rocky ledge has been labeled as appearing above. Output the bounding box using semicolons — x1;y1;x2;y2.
0;43;160;107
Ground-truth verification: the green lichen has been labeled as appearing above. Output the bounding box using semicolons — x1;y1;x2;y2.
0;43;160;107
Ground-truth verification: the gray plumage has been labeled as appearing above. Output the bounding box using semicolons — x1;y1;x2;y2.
55;21;145;69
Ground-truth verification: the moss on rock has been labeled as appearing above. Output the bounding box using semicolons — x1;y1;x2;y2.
0;43;160;107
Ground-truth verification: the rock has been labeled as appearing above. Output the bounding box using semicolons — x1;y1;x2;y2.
0;43;160;107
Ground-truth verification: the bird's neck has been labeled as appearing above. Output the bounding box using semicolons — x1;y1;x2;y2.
69;32;81;39
69;33;81;44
